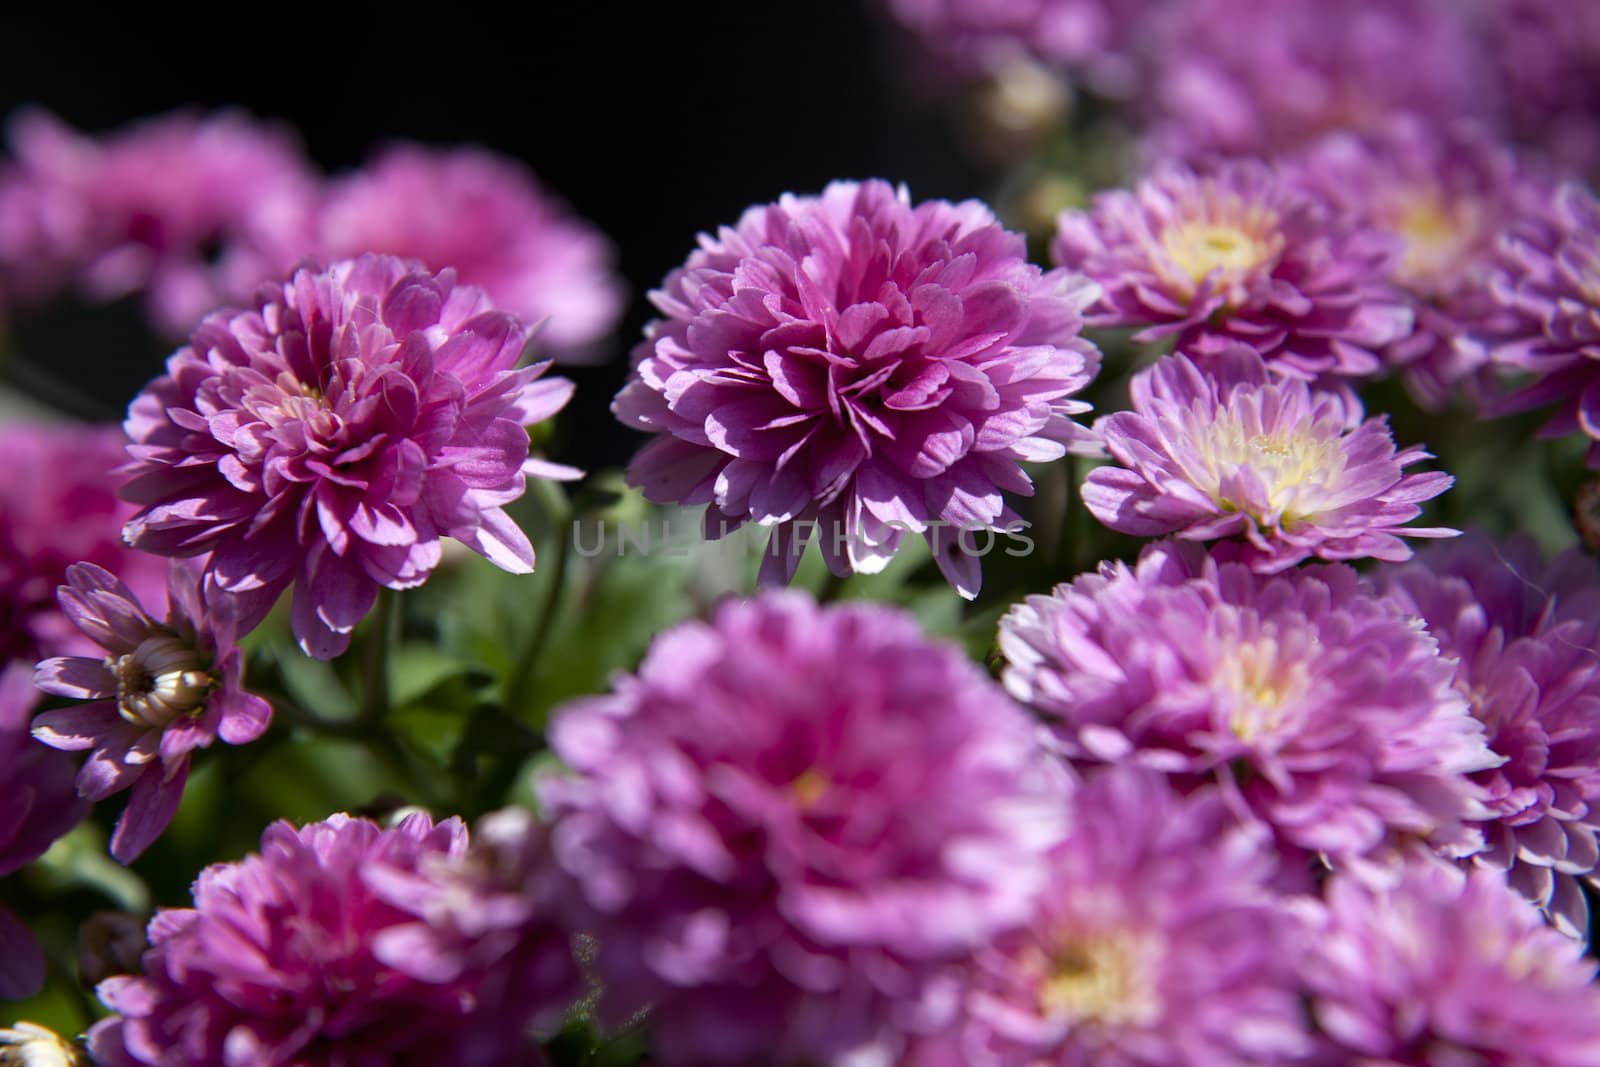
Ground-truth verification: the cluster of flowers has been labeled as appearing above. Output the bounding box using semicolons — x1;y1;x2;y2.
886;0;1600;170
0;110;625;357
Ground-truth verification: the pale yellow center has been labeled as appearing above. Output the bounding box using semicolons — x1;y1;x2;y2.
112;634;211;730
1038;929;1162;1028
1160;219;1280;302
1189;413;1346;527
1215;634;1310;742
1390;194;1484;297
789;769;830;809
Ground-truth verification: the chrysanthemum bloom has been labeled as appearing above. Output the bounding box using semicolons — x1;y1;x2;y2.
1378;533;1600;937
1489;182;1600;467
0;664;88;999
0;423;166;663
615;179;1101;598
998;540;1500;869
1480;0;1600;172
0;108;317;336
1052;160;1413;383
363;808;582;1066
883;0;1146;95
1298;860;1600;1065
1292;121;1553;409
86;813;505;1067
1138;0;1493;160
119;254;577;658
542;592;1066;1065
1082;348;1454;572
317;145;625;361
31;562;270;863
939;767;1308;1067
0;1021;85;1066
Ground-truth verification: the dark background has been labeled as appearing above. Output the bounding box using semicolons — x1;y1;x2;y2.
0;3;981;469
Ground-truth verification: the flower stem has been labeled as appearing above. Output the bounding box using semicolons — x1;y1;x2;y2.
359;589;398;725
505;482;573;713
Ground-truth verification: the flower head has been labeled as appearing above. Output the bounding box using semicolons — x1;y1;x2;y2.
1378;533;1600;937
86;813;497;1067
317;145;625;360
946;768;1308;1066
1489;182;1600;466
1299;860;1600;1066
1483;0;1600;171
119;254;577;658
31;561;270;863
363;807;583;1066
615;179;1101;598
542;591;1065;1065
0;423;166;663
0;665;88;999
1083;347;1454;572
1139;0;1492;160
1052;160;1412;383
0;109;316;336
1291;120;1553;409
998;540;1499;868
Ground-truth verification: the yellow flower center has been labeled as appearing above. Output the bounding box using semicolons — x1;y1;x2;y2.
1037;929;1162;1028
789;769;830;808
0;1022;86;1067
1216;634;1310;742
112;634;212;730
1189;413;1346;528
1160;217;1281;303
1390;194;1483;297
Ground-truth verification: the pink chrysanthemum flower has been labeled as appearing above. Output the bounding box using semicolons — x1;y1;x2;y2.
1489;182;1600;467
363;807;583;1066
84;813;517;1067
0;422;166;663
1298;860;1600;1066
317;145;625;361
940;768;1309;1067
1379;533;1600;938
1082;347;1455;572
1292;120;1553;410
119;254;577;658
998;540;1500;870
615;179;1101;598
31;561;270;863
1139;0;1493;160
1052;160;1413;383
1481;0;1600;171
0;108;316;336
0;663;88;999
883;0;1146;95
542;592;1065;1066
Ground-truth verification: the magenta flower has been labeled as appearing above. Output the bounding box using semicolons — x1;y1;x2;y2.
31;561;270;863
1482;0;1600;171
0;108;316;336
998;540;1500;869
1298;860;1600;1065
119;254;577;658
883;0;1147;94
1052;160;1413;384
0;422;166;663
0;663;89;999
1083;347;1455;572
1291;121;1554;410
317;145;625;360
542;591;1065;1066
1379;533;1600;938
615;179;1101;598
1489;182;1600;467
85;813;508;1067
363;808;582;1066
1139;0;1492;160
941;767;1308;1067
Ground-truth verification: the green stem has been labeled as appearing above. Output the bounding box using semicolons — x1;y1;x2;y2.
505;484;574;712
359;589;398;725
817;569;848;604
